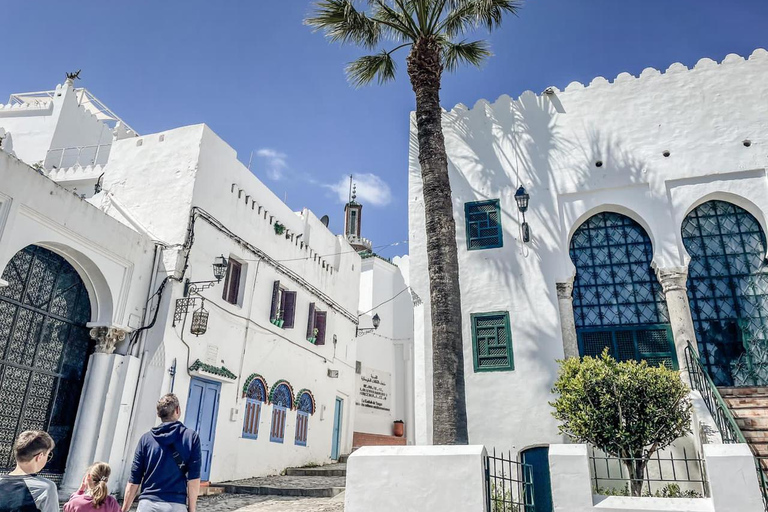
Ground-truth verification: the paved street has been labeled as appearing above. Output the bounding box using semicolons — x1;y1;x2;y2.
198;493;345;512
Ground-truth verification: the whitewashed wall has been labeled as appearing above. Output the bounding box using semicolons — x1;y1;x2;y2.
409;49;768;450
355;255;415;441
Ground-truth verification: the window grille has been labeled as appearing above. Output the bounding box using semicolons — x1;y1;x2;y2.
570;212;674;366
682;200;768;386
471;312;514;372
465;200;503;250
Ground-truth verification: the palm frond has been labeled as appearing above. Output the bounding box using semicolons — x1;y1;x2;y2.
345;50;398;87
305;0;381;49
439;0;521;36
370;0;420;40
442;39;492;72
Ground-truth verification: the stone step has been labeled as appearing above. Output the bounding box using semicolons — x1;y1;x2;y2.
730;406;768;418
736;417;768;430
337;453;350;463
723;397;768;409
284;463;346;477
718;386;768;397
749;443;768;457
222;475;346;498
742;430;768;442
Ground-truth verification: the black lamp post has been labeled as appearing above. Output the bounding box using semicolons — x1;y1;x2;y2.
514;186;531;243
184;255;229;296
357;313;381;336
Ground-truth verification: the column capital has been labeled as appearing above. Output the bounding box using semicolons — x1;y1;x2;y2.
89;326;128;354
556;279;574;300
656;266;689;294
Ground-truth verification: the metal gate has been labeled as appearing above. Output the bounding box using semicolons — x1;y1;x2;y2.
0;245;92;482
485;448;536;511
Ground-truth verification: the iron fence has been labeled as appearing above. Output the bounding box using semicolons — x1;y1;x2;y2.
589;446;708;497
485;448;535;512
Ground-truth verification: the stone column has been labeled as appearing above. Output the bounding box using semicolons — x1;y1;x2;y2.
556;279;579;359
656;267;698;382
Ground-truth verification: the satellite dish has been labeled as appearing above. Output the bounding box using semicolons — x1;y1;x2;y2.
320;215;330;227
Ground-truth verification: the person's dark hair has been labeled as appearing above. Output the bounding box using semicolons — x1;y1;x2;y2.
14;431;55;463
157;394;180;422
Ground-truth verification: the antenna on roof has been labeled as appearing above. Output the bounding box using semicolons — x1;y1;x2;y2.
348;174;353;203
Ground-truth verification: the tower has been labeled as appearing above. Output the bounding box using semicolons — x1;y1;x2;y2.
344;180;372;252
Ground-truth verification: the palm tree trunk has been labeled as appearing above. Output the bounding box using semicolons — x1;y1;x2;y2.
407;37;468;445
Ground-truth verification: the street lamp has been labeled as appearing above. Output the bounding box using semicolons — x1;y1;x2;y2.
173;255;230;328
514;186;531;243
184;255;229;296
357;313;381;336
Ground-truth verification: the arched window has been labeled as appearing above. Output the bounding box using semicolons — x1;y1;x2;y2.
269;381;293;443
295;389;315;447
682;200;768;386
241;374;268;439
570;212;676;367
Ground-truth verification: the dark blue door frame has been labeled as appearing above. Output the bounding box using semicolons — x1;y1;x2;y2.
185;378;221;482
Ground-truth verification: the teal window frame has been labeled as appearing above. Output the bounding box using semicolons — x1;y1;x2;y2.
465;200;503;250
471;311;514;372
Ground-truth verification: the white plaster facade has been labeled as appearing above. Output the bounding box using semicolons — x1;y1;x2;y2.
408;48;768;454
354;253;416;442
0;79;362;491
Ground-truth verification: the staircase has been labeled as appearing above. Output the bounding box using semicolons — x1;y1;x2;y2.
719;387;768;469
222;459;348;498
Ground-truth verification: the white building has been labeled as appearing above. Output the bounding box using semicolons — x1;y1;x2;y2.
409;49;768;507
0;77;362;491
344;193;416;446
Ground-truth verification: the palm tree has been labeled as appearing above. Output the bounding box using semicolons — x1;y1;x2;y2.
307;0;520;445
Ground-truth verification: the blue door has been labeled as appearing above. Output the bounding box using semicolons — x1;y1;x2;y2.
521;446;553;512
185;378;221;481
331;397;343;460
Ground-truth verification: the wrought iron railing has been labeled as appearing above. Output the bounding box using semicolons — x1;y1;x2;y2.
685;341;768;509
485;448;535;512
684;341;747;444
589;446;708;497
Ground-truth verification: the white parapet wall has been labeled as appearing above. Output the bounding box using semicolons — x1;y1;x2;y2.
345;445;488;512
549;444;764;512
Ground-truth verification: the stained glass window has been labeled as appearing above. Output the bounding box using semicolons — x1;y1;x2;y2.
465;200;503;250
682;200;768;386
570;212;676;367
242;377;267;439
471;312;513;372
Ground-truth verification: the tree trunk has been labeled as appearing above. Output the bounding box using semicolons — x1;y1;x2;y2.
623;459;647;497
407;37;468;445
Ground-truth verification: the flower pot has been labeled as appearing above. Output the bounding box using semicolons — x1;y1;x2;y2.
308;337;316;344
393;421;404;437
277;319;284;328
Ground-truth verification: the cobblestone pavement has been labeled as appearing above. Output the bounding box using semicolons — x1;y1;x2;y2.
222;475;346;489
198;492;344;512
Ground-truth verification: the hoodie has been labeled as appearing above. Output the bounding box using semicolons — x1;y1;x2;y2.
129;421;202;504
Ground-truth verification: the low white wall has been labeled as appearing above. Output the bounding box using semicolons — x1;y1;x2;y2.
549;444;764;512
345;445;487;512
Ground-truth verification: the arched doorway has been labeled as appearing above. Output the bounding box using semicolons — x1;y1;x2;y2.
0;245;92;482
682;200;768;386
570;212;676;367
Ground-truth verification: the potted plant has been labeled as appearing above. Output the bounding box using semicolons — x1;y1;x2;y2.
274;222;286;235
393;420;404;437
307;327;318;344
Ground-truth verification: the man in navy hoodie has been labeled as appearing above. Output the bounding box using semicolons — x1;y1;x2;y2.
122;394;202;512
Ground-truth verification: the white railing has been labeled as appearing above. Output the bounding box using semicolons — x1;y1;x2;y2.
44;144;111;170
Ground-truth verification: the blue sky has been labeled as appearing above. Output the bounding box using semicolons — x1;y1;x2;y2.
1;1;766;258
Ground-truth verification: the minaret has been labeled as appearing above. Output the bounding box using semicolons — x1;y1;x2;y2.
344;179;372;252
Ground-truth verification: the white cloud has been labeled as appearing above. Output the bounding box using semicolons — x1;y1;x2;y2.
256;148;288;180
325;173;393;207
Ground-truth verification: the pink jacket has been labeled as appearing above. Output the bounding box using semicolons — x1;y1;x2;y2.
63;490;121;512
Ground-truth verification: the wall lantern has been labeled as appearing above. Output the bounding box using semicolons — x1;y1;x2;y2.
173;255;229;329
514;186;531;243
357;313;381;337
190;299;209;337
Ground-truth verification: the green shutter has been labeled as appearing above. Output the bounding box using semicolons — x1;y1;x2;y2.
465;200;503;250
471;312;514;372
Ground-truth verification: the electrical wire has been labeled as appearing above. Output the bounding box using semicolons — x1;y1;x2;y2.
237;240;408;263
358;287;412;317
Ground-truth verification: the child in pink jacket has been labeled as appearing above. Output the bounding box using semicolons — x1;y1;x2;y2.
64;462;120;512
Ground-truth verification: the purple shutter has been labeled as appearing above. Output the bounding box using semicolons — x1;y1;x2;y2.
270;281;280;320
223;259;242;304
315;311;327;345
282;291;297;328
307;303;316;339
